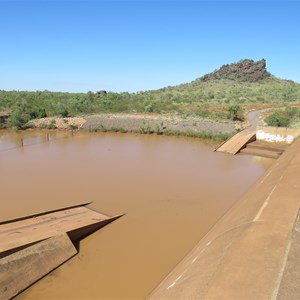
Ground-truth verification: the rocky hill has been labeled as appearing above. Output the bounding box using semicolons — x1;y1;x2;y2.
200;59;271;82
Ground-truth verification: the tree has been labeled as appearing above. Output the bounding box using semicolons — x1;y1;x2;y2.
228;105;244;121
9;108;29;130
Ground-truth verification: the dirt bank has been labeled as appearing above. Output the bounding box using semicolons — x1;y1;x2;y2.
28;117;87;130
81;113;238;135
26;110;271;142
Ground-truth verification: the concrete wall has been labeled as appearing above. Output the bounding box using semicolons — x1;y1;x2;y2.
256;126;300;144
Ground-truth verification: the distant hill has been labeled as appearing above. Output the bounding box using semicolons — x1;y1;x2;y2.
147;59;300;105
200;59;271;82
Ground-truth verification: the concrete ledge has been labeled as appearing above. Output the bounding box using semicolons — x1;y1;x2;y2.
148;137;300;299
0;234;77;300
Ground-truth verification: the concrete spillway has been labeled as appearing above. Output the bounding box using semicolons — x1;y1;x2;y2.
149;136;300;299
215;128;256;155
0;204;120;258
0;204;122;299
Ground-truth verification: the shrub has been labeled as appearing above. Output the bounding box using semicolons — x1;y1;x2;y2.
69;124;78;130
145;103;154;113
9;109;29;130
139;122;153;134
111;127;127;133
227;105;244;121
265;111;290;127
60;109;70;118
29;108;47;119
154;123;164;135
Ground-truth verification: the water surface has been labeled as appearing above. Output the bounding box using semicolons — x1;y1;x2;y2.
0;130;273;299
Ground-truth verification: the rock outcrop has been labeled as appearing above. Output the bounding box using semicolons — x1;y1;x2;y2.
201;59;271;82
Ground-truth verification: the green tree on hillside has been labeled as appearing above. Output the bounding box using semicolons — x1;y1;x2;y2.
227;105;244;121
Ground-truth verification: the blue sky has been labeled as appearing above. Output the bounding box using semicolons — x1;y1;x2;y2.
0;0;299;93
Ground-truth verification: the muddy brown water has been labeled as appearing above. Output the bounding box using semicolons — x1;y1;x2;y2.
0;130;273;299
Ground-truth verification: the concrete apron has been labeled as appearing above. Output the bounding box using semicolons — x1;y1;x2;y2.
148;137;300;299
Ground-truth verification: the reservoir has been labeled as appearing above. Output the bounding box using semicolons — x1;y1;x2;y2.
0;130;273;299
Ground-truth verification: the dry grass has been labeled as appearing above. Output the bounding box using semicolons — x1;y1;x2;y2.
29;117;86;130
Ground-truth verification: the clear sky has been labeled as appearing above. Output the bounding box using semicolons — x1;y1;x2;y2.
1;0;299;93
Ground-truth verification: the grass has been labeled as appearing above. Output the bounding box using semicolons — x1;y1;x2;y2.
163;129;235;141
69;124;78;130
111;127;128;133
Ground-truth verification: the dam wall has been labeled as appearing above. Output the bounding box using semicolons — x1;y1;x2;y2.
148;136;300;299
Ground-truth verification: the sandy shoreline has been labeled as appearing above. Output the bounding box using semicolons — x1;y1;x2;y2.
28;117;87;130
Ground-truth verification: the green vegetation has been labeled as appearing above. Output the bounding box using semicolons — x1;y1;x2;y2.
40;119;57;129
1;60;300;131
265;107;300;127
227;105;244;121
9;108;29;130
1;77;299;128
139;122;154;134
163;129;233;141
69;124;78;130
111;127;127;133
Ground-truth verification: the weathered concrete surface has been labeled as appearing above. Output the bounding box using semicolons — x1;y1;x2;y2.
149;136;300;299
0;234;77;300
0;204;121;258
215;128;256;154
240;140;288;159
277;208;300;299
216;109;271;155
